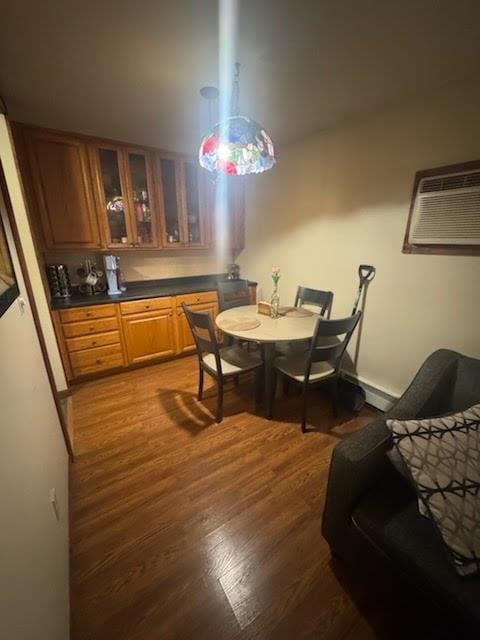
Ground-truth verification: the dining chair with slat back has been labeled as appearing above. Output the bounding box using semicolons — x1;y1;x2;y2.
294;286;334;318
276;286;334;360
274;311;362;432
182;303;263;423
217;280;251;311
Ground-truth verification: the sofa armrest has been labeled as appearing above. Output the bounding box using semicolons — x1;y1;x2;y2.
387;349;459;420
322;349;461;558
322;416;391;553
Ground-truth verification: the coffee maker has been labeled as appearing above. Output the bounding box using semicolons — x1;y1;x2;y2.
103;255;121;295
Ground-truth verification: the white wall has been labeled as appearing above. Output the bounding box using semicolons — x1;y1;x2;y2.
0;117;68;391
0;176;69;638
239;79;480;397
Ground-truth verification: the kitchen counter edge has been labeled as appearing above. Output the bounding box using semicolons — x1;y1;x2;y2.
50;277;257;310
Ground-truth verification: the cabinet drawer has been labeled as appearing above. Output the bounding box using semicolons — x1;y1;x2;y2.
60;304;115;323
62;317;119;338
175;290;218;307
71;352;124;378
69;344;123;370
66;330;120;353
120;297;172;315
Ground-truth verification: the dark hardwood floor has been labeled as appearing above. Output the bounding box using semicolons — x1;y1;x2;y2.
70;355;381;639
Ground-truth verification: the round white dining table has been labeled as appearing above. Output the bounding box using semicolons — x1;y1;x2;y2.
215;305;319;418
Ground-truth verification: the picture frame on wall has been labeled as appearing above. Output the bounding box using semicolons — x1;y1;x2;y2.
0;207;19;318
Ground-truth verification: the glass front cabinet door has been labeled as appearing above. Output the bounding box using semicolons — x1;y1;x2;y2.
94;146;133;247
182;160;207;247
93;145;159;248
159;157;182;246
93;147;210;249
158;155;209;248
125;150;158;248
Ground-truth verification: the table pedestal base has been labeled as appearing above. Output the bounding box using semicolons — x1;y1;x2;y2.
262;342;277;420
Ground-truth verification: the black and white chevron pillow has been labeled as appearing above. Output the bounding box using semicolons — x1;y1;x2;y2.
387;403;480;577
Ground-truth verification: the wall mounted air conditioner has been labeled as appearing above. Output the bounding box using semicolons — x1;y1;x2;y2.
408;169;480;246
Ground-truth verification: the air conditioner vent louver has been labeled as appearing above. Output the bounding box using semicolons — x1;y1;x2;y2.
420;171;480;193
409;169;480;246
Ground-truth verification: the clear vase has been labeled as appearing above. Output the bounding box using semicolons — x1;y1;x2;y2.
270;284;280;318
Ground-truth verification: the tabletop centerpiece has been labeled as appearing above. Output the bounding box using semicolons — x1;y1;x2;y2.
270;266;281;318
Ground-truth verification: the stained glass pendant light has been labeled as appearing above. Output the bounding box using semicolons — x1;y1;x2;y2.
199;64;276;176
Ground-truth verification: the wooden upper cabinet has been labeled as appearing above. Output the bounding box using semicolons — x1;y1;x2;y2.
157;155;210;248
22;129;101;250
158;156;183;247
91;144;159;249
226;176;246;251
205;175;245;251
14;123;242;252
91;145;131;248
182;159;208;247
125;149;158;248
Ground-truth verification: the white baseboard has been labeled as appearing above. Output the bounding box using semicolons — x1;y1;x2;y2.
341;371;398;412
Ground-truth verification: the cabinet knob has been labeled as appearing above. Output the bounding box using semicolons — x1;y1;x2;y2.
92;341;97;345
145;304;150;309
96;359;102;364
86;312;93;317
89;327;94;332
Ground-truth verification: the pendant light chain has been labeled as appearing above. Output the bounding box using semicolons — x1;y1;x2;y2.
233;62;240;117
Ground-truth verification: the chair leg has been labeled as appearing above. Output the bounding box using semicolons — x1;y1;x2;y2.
301;385;309;433
282;375;290;396
197;367;204;401
216;379;224;423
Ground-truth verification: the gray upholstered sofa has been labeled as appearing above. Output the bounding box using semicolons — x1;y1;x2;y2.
322;349;480;635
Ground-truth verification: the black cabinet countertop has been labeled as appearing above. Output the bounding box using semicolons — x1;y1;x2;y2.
50;274;257;310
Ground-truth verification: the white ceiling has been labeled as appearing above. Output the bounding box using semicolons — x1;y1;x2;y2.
1;0;480;153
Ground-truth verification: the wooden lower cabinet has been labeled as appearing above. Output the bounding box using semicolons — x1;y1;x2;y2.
69;344;124;377
52;285;256;381
53;303;125;380
122;308;177;364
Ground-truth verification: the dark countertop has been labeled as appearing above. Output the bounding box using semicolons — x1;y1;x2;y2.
50;274;257;310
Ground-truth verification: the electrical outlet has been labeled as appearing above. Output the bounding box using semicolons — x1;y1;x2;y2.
49;488;60;520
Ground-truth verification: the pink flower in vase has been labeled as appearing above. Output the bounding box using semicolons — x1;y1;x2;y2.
271;266;281;286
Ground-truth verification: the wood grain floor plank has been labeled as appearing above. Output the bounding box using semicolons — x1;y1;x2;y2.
70;355;381;639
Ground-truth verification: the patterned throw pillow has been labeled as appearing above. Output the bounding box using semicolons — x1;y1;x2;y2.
386;447;430;517
386;403;480;577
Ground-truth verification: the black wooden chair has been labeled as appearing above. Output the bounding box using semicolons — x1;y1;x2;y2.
277;286;334;359
274;312;362;432
217;280;250;311
294;285;333;317
183;303;263;423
